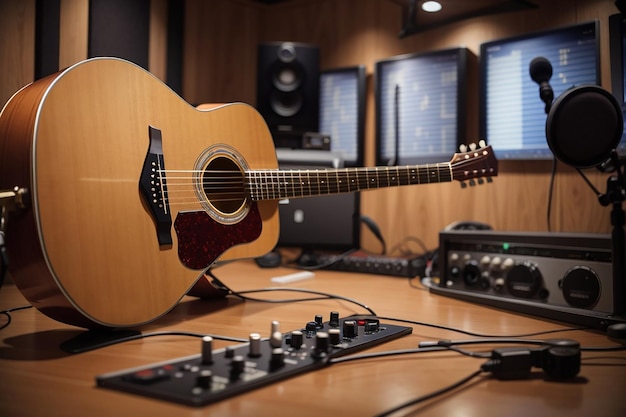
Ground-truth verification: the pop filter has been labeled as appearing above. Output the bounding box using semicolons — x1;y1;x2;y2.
545;84;623;168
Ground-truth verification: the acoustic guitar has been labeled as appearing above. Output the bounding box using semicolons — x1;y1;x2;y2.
0;57;497;329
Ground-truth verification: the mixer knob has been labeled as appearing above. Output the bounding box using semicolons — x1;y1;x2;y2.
270;331;283;348
196;370;213;389
248;333;262;357
270;348;285;369
503;257;515;270
343;320;358;339
313;332;330;357
230;355;246;379
291;330;304;349
365;319;380;333
506;262;542;298
490;256;502;270
329;311;340;327
305;321;318;335
224;346;235;358
328;328;341;345
201;336;213;365
480;255;491;267
271;320;280;334
270;319;282;348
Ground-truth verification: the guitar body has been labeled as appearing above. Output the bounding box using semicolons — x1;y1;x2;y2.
0;58;279;328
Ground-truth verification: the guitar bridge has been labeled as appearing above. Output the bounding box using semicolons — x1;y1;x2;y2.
139;126;172;247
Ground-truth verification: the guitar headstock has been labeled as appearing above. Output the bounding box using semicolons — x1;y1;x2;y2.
450;140;498;187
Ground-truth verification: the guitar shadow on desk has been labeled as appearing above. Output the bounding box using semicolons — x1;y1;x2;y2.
0;296;242;360
0;329;84;360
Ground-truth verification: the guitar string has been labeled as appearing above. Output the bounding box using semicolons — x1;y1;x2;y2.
143;151;489;207
150;163;457;206
159;166;455;187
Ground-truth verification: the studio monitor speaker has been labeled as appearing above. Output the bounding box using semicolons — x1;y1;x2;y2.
256;42;320;140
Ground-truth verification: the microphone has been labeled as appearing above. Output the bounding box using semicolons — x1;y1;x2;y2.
529;56;554;114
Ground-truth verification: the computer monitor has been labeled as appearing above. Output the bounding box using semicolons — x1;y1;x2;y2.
276;149;360;252
375;47;468;165
319;66;367;167
479;21;601;160
609;13;626;157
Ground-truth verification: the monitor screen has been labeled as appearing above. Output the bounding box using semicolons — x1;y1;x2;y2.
276;149;360;251
480;21;601;160
318;66;366;167
609;13;626;157
375;47;468;165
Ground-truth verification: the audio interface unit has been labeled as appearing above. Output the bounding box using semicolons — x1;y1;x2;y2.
319;250;425;278
431;230;625;330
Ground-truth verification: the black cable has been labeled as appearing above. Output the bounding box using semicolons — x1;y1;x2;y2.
388;235;430;257
232;287;377;316
579;345;626;352
419;337;626;352
0;305;33;331
576;167;603;197
206;269;377;315
329;345;485;365
289;248;359;271
373;369;486;417
328;345;489;416
547;156;557;231
360;215;387;255
0;230;8;289
113;330;248;344
377;315;588;339
419;337;553;348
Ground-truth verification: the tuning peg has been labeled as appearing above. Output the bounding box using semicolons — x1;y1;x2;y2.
487;177;493;183
469;179;476;187
469;143;477;151
460;181;467;188
459;144;468;153
478;139;487;148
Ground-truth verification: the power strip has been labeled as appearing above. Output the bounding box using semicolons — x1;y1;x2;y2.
319;251;426;278
96;313;412;406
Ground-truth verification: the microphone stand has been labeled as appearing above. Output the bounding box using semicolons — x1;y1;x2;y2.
598;151;626;315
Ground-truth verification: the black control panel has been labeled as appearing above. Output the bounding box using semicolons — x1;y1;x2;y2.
319;251;425;278
96;313;412;406
431;230;625;330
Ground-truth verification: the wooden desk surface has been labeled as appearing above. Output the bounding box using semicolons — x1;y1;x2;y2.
1;260;625;417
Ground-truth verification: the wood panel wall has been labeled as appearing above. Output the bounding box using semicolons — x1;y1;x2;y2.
0;0;621;254
183;0;621;252
0;0;35;108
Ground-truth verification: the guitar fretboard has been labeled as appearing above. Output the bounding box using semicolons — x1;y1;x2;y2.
246;163;453;201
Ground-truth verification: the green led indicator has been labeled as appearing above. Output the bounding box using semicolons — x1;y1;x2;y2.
502;243;510;251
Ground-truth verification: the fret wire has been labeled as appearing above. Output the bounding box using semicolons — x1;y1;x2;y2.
244;161;457;201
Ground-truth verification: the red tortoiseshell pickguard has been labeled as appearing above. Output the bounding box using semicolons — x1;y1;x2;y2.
173;203;262;269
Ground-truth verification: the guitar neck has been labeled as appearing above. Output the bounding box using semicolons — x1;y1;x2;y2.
246;163;452;201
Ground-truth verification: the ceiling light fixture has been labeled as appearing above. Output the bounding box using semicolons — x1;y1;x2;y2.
421;1;442;13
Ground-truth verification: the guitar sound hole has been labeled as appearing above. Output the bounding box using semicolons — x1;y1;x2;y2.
202;156;246;215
